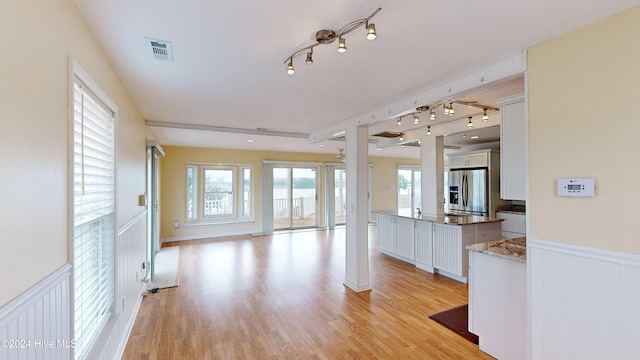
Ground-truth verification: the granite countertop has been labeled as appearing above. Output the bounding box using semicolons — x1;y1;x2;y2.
372;209;504;226
466;237;526;263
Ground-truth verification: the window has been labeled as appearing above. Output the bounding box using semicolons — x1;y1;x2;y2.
241;167;251;217
203;167;234;217
72;75;116;360
186;165;197;221
186;164;252;223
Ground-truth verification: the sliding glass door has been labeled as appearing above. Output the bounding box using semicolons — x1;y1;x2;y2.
273;167;318;230
398;167;421;214
334;168;346;225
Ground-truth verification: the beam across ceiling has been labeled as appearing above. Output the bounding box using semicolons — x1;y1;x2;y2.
308;50;526;143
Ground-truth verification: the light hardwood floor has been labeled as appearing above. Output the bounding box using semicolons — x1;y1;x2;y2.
123;226;493;359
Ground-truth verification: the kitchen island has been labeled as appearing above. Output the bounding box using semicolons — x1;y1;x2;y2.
467;237;527;360
373;210;503;283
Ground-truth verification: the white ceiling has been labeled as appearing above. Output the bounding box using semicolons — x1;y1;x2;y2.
73;0;640;158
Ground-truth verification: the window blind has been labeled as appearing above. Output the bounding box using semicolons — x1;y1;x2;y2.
72;78;115;360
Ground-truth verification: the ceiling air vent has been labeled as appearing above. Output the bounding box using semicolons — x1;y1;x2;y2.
146;38;173;62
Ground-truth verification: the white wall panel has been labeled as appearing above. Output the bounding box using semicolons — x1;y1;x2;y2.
529;237;640;360
0;264;72;360
88;211;148;360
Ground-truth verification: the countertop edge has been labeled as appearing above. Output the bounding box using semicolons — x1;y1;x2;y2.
372;210;503;225
466;237;527;263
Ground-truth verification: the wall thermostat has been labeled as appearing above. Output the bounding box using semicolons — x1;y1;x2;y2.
557;178;595;197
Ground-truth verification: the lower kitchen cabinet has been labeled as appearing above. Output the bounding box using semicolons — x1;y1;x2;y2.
468;250;526;359
375;214;415;264
394;217;415;261
432;223;463;277
376;213;502;283
415;220;433;271
376;214;394;253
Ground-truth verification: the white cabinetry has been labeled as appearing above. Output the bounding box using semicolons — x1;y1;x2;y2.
376;214;415;263
377;214;394;253
394;217;415;261
468;251;526;360
498;94;526;201
495;211;525;239
376;213;501;283
415;220;433;271
448;152;488;168
432;223;463;276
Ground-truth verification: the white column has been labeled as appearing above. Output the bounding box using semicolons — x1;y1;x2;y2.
344;124;371;292
421;134;445;217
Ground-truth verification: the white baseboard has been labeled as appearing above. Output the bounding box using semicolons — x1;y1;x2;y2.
162;229;253;242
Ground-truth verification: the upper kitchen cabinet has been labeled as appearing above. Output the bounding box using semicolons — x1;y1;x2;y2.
449;152;488;169
498;94;526;201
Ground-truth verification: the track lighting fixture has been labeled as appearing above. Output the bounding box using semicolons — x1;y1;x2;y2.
413;113;420;124
444;104;450;116
399;133;404;142
337;37;347;53
468;116;473;128
286;58;295;75
482;108;489;121
449;103;455;116
283;7;382;74
396;117;402;126
426;126;431;136
430;110;436;120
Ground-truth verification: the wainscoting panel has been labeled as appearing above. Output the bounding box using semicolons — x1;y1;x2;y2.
0;263;72;360
90;210;148;360
529;237;640;360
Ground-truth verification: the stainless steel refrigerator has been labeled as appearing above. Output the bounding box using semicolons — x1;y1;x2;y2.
448;168;488;216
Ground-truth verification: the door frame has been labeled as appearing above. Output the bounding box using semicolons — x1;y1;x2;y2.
146;141;164;280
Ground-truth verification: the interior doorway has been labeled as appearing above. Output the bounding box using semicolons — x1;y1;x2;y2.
273;166;319;230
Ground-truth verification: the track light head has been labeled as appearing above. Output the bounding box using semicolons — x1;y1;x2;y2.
399;133;404;142
366;22;377;40
337;37;347;53
449;103;455;116
468;116;473;128
305;50;313;65
396;117;402;126
413;113;420;124
430;111;436;120
286;59;295;75
482;108;489;121
426;126;431;136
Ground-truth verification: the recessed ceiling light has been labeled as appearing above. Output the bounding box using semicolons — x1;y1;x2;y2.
246;139;254;143
376;147;382;151
319;144;326;147
470;136;480;139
